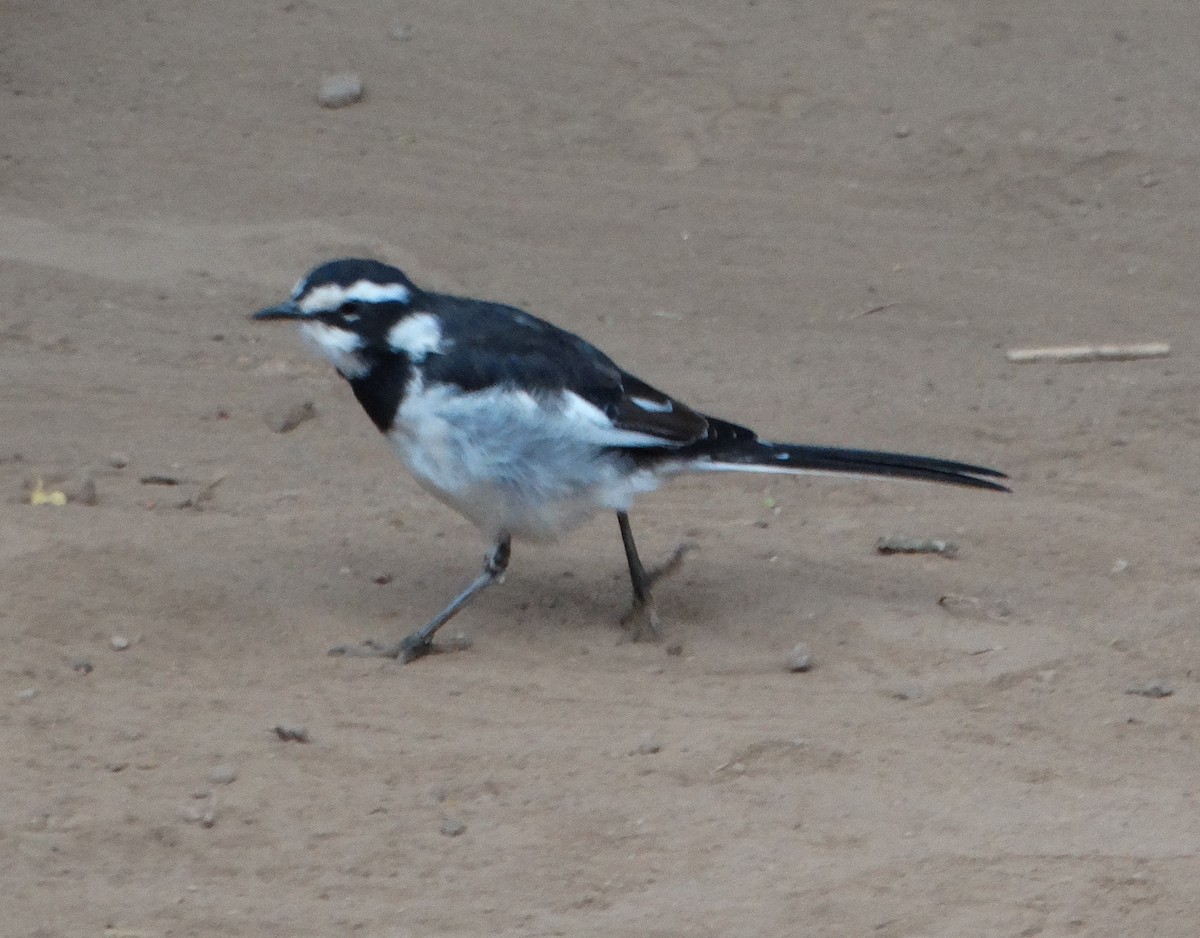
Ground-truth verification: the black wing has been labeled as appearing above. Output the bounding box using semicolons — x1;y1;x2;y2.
418;293;713;445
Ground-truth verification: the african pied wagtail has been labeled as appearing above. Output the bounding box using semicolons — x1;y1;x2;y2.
254;258;1007;663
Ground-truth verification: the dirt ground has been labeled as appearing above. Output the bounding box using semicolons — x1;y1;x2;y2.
4;2;1200;935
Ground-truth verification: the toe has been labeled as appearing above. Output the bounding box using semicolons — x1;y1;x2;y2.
620;599;662;643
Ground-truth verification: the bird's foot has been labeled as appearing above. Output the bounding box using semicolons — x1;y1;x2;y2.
618;541;697;643
642;540;698;591
620;597;663;643
327;632;472;663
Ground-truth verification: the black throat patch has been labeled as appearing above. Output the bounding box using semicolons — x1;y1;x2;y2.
347;353;412;433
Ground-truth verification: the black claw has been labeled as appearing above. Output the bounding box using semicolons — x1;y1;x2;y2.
396;634;434;664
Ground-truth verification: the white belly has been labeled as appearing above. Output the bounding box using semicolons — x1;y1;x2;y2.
388;383;661;541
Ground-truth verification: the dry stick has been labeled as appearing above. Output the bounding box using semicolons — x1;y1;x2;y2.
1005;342;1170;364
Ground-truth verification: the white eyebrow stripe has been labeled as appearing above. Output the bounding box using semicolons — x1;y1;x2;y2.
387;313;446;361
297;279;412;314
345;280;412;304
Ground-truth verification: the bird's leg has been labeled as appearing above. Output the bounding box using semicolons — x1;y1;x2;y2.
329;536;512;663
616;511;695;642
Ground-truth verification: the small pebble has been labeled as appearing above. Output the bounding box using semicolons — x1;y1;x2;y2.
140;474;181;486
937;593;1012;620
318;73;364;108
886;680;924;701
110;635;130;651
263;398;317;434
74;476;99;506
206;765;238;786
273;724;310;743
72;659;94;674
390;23;412;41
440;817;466;837
877;536;958;558
17;687;38;701
633;732;661;755
786;642;813;672
894;124;912;138
1126;680;1173;699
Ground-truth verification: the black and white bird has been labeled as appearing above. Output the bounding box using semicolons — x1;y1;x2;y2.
254;258;1007;663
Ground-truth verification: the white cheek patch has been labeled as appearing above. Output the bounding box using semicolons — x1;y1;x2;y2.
387;313;447;361
300;323;369;378
297;279;412;314
344;279;412;304
297;283;352;315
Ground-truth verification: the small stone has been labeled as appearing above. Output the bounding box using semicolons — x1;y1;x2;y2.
318;73;364;108
105;761;129;773
1126;680;1173;699
440;816;466;837
390;23;412;41
110;635;130;651
1138;172;1160;189
886;680;924;701
72;659;94;674
937;593;1012;620
272;724;310;743
877;536;958;558
263;398;317;433
894;124;912;138
74;476;99;506
786;643;813;672
633;732;661;755
426;784;448;805
17;687;37;701
206;765;237;786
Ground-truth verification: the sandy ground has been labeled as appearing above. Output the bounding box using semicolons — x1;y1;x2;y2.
4;2;1200;935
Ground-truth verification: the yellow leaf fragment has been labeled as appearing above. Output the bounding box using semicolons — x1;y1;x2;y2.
30;478;67;507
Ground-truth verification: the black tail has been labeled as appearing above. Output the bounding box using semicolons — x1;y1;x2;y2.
694;437;1010;492
625;414;1009;492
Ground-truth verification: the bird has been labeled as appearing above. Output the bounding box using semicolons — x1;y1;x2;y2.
253;257;1008;663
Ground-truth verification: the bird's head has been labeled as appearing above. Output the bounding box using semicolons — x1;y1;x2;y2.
253;258;432;379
